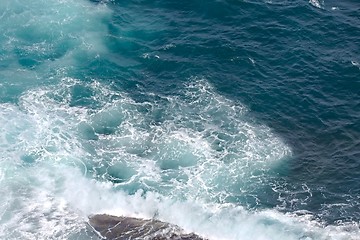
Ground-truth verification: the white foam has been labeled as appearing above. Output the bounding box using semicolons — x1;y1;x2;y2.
70;79;292;203
309;0;323;9
249;57;256;65
351;61;359;69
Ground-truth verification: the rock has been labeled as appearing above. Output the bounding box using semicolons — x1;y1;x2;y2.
88;214;206;240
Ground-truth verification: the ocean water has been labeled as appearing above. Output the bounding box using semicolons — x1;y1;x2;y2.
0;0;359;239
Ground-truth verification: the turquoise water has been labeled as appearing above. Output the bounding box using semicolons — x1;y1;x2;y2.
0;0;359;239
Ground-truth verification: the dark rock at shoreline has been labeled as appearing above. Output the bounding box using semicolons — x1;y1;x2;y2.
88;214;206;240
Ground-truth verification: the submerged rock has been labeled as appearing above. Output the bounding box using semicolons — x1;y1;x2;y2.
88;214;206;240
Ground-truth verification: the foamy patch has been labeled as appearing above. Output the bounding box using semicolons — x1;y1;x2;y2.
0;75;289;235
351;61;360;70
17;77;291;201
71;79;292;203
309;0;323;9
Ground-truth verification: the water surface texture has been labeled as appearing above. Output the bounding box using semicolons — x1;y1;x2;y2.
0;0;359;239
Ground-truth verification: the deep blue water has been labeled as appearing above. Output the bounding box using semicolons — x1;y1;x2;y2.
0;0;359;239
